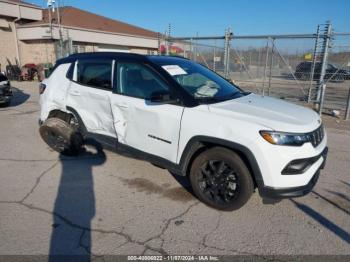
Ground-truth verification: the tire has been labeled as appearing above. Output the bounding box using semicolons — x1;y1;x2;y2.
190;147;254;211
39;117;83;156
0;99;11;107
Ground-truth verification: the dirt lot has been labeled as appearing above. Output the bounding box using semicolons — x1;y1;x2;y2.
0;82;349;259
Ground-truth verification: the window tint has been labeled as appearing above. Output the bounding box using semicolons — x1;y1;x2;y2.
116;63;169;99
77;59;112;89
150;58;241;100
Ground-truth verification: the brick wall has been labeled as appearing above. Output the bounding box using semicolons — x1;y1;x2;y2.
0;19;18;72
19;40;56;65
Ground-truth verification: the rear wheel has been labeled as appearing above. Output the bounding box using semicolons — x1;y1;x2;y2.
39;117;83;156
190;147;254;211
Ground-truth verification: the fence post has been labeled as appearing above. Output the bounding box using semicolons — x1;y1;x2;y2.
345;87;350;120
317;22;332;114
189;38;193;60
262;37;270;96
213;40;216;72
224;28;231;79
268;38;275;96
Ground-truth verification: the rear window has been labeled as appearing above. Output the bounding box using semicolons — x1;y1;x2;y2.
77;59;112;89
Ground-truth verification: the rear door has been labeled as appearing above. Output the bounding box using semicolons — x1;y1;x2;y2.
110;62;184;163
66;58;116;138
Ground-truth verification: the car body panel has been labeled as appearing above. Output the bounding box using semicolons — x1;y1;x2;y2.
39;52;327;198
111;93;184;163
208;93;321;133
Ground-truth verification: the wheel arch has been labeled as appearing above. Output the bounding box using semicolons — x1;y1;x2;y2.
179;136;264;188
47;107;87;135
48;109;72;122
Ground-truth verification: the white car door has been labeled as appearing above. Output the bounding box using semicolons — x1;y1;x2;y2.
66;58;116;138
110;62;184;163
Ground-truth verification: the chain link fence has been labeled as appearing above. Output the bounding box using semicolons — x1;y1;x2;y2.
163;24;350;120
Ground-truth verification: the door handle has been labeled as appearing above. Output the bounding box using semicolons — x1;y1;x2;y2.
70;90;81;96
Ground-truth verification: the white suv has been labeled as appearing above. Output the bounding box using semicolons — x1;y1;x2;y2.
39;52;328;210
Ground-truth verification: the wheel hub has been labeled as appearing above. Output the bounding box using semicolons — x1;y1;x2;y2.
199;160;239;204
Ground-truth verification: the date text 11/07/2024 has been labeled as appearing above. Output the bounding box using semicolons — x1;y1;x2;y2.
127;255;219;261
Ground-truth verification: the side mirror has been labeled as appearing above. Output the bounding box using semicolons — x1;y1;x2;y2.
149;90;178;104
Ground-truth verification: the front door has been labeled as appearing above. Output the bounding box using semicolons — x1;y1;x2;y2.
110;62;184;163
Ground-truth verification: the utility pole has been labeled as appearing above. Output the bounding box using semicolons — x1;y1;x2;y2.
166;23;171;56
213;39;216;72
317;21;332;115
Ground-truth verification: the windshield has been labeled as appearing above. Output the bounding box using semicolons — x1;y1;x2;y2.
150;57;244;102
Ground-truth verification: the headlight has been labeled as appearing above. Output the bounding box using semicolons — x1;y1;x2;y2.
260;130;309;146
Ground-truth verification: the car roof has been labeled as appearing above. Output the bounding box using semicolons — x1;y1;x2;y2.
56;52;147;64
55;52;189;65
147;55;189;64
57;52;186;62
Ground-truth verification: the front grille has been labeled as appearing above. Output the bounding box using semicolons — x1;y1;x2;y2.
306;125;324;147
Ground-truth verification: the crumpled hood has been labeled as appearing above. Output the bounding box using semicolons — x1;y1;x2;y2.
208;93;321;133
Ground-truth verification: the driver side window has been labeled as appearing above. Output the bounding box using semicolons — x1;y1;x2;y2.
116;63;169;99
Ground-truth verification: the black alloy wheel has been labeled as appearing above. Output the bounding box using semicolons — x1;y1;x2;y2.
190;147;254;211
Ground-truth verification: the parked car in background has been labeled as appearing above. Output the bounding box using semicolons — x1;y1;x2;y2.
295;61;350;82
0;73;12;107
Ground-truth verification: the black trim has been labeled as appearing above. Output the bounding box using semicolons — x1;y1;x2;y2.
115;142;181;175
259;171;321;199
66;106;88;135
178;136;265;185
281;147;328;175
66;62;75;80
259;147;328;199
148;134;172;144
83;132;181;175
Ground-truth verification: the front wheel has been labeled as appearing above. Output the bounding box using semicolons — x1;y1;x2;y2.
190;147;254;211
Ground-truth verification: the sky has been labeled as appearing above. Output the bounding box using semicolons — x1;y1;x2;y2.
27;0;350;36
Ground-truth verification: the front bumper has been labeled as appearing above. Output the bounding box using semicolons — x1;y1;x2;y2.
258;147;328;199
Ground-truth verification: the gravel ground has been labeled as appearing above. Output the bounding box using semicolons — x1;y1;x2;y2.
0;82;349;260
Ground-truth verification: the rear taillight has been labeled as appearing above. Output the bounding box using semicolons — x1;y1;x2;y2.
39;83;46;94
